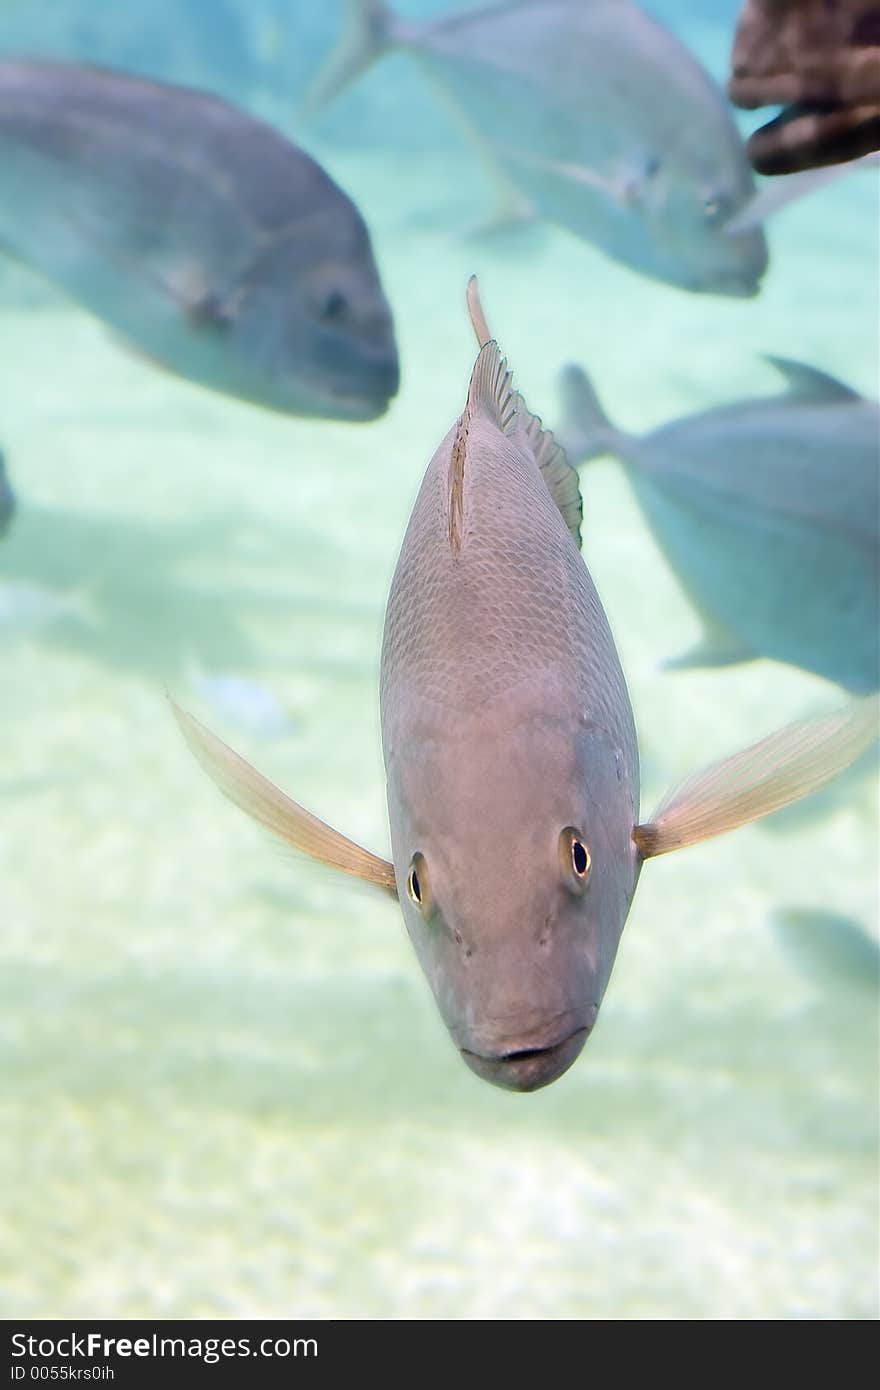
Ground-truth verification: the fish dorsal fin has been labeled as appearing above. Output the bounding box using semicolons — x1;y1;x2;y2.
765;356;860;403
449;341;583;550
463;277;582;546
514;397;583;546
449;340;516;551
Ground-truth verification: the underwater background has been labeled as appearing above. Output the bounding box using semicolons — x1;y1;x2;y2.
0;0;877;1319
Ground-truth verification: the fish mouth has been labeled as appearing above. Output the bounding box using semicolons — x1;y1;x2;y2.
689;266;763;298
460;1025;592;1093
306;382;396;422
310;371;399;422
305;349;400;422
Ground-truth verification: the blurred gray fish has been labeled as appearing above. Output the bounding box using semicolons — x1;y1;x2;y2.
173;280;877;1094
0;60;399;419
560;357;880;693
306;0;767;295
772;908;880;998
0;449;14;536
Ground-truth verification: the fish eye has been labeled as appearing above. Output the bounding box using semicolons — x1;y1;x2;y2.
406;851;431;913
319;289;348;322
559;826;591;894
701;191;728;221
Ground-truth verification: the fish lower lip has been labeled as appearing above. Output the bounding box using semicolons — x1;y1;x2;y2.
460;1026;592;1093
318;384;396;421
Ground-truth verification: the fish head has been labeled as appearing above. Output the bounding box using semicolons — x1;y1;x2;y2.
217;222;399;421
386;694;641;1092
642;153;769;296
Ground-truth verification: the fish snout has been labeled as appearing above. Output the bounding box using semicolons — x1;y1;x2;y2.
317;339;400;420
456;1006;597;1092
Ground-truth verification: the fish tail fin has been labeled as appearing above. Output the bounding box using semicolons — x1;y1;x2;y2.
300;0;400;116
633;694;879;859
558;365;627;465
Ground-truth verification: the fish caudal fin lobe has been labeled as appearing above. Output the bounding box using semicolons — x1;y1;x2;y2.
634;695;879;859
558;364;625;465
171;700;397;895
463;278;583;545
300;0;399;116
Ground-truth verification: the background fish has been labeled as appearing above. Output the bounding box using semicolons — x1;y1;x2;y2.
174;283;877;1093
729;0;880;174
306;0;767;295
560;357;880;693
0;449;14;536
0;60;399;419
771;907;880;1000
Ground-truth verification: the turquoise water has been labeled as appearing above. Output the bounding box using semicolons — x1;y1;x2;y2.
1;0;878;1319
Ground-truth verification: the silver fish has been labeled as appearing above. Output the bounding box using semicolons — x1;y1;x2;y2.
0;449;14;537
771;907;880;999
561;358;880;693
307;0;767;296
174;281;877;1092
0;60;399;420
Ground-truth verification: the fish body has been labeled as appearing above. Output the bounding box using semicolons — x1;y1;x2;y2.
0;60;399;419
561;359;880;693
175;283;878;1092
0;450;14;536
772;907;880;998
379;349;640;1088
310;0;767;295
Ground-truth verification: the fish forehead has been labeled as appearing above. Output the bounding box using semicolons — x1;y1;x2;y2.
390;695;595;832
388;701;636;913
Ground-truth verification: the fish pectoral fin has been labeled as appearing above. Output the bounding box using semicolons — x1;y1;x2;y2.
171;700;398;895
633;694;879;858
